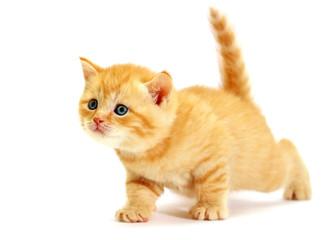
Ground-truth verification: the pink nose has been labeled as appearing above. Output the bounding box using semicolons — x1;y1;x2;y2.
93;117;104;125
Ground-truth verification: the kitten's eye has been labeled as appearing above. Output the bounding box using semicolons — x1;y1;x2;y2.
114;104;128;116
88;99;98;110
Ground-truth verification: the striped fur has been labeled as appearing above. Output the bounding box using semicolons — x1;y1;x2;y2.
209;8;251;101
79;8;311;222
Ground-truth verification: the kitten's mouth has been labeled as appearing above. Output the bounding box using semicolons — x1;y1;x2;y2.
90;124;110;136
94;127;105;135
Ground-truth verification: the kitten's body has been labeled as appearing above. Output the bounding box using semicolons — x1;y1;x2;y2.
79;8;311;222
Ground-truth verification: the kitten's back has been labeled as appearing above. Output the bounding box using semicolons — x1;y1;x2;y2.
176;85;276;191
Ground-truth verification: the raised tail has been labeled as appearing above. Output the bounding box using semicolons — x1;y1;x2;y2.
209;8;251;101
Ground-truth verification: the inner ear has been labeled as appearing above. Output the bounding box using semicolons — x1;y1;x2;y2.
79;57;101;82
145;71;173;106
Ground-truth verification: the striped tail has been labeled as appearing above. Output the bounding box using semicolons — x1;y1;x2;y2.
209;8;251;101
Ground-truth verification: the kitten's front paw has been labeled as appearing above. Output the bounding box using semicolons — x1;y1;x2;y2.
190;203;228;220
115;206;154;223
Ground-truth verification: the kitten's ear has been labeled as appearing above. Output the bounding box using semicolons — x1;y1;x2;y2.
79;57;100;82
145;71;173;106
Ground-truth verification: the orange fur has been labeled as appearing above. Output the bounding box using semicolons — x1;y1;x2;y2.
78;7;311;222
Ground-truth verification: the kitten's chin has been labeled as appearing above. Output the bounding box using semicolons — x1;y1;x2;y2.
86;130;123;148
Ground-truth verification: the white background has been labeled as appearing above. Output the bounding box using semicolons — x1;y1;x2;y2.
1;0;326;239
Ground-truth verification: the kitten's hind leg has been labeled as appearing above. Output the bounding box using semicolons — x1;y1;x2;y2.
280;139;312;200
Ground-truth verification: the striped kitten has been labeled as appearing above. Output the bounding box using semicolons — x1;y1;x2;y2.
78;8;311;222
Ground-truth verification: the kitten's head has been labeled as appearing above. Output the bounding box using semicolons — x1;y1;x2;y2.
79;57;177;152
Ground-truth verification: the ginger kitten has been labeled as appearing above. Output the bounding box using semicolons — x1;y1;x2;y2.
78;8;311;222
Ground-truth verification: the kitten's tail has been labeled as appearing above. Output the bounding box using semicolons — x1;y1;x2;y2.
209;8;251;101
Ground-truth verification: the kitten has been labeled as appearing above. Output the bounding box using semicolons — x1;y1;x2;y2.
78;8;311;222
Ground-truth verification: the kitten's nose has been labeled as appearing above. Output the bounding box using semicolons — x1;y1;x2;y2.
93;117;104;125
